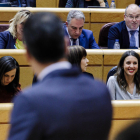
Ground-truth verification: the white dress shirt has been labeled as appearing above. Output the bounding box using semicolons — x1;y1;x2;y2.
66;27;79;46
38;61;72;81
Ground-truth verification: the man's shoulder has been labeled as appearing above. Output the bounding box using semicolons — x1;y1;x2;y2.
110;21;125;30
0;30;11;36
82;29;93;34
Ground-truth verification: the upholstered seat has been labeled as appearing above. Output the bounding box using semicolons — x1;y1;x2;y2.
0;24;9;32
106;66;117;83
98;22;118;49
59;0;67;7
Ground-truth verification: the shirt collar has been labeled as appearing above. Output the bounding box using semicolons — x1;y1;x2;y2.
126;25;139;32
38;61;72;81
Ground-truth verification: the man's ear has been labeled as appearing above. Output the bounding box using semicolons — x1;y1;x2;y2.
124;14;126;21
66;21;68;27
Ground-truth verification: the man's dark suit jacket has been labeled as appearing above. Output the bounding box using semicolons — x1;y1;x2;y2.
10;0;36;7
0;31;16;49
65;0;109;8
64;24;99;49
8;67;112;140
108;21;140;49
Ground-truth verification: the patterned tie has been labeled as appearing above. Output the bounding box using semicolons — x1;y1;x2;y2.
130;30;136;48
72;39;77;46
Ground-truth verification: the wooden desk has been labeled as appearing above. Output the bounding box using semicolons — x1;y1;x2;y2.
0;103;13;140
110;100;140;140
86;49;103;80
1;100;140;140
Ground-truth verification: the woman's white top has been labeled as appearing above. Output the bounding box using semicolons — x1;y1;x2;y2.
107;76;140;100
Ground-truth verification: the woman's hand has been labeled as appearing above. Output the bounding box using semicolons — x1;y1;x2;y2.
97;0;105;7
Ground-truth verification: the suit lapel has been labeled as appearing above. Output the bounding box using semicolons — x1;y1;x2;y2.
122;22;130;49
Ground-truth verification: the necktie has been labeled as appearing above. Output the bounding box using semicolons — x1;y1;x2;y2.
18;0;21;7
130;30;136;48
72;39;77;46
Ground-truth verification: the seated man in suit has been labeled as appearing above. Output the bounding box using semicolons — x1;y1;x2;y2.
108;4;140;49
8;12;112;140
64;10;99;49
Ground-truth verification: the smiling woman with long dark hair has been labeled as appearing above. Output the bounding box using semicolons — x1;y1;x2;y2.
0;56;21;103
107;50;140;100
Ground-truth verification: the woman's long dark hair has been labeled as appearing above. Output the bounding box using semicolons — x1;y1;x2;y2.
68;45;87;71
0;56;20;94
115;50;140;93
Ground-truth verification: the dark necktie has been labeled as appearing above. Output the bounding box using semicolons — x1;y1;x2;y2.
72;39;77;46
130;30;136;48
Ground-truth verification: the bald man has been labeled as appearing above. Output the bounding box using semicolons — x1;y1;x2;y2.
108;4;140;49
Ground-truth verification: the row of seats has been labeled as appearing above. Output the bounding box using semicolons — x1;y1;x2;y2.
0;49;138;89
0;23;118;49
1;100;140;140
0;8;125;44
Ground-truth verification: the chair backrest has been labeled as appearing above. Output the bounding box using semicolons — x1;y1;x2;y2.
0;24;9;32
59;0;67;7
106;66;117;83
98;22;118;49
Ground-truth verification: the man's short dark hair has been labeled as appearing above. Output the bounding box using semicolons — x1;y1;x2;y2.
23;12;65;63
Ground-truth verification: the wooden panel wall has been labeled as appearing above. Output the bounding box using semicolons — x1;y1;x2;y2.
109;100;140;140
90;9;124;43
86;49;103;80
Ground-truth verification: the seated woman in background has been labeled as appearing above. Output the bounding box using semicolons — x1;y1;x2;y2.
65;0;109;8
0;56;21;103
0;10;31;49
68;45;93;78
107;50;140;100
33;45;93;84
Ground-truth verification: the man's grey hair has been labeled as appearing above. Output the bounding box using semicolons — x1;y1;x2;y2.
67;10;85;24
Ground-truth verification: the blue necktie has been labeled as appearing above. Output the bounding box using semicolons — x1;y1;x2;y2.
72;39;77;46
130;30;136;48
18;0;21;7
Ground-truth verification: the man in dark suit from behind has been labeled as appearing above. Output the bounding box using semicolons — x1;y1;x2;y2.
7;12;112;140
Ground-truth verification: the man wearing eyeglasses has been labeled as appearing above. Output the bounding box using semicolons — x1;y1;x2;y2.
64;10;99;49
108;4;140;49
